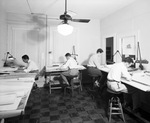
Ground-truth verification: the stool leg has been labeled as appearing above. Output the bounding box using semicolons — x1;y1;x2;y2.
117;97;126;123
108;94;126;123
79;80;82;91
71;79;74;97
64;87;66;96
109;99;113;123
119;102;126;122
78;88;80;94
49;81;51;94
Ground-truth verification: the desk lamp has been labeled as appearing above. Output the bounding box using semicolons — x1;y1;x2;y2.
3;52;15;67
135;42;148;70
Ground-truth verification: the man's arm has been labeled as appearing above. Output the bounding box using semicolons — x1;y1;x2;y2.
93;57;102;70
24;62;33;73
122;67;132;81
60;61;69;70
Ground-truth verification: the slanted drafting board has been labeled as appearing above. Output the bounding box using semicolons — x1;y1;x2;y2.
71;45;78;61
132;72;150;86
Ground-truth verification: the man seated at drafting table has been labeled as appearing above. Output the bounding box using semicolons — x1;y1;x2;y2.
3;54;39;88
59;53;79;88
107;57;141;113
16;55;39;73
2;54;39;73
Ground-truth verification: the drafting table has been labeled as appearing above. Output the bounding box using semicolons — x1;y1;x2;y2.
45;65;86;94
99;65;150;92
0;68;36;123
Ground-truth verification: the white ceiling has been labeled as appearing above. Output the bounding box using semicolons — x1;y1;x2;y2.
5;0;137;20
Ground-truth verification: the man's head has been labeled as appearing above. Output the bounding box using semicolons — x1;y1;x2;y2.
123;57;133;68
22;55;29;63
96;48;103;57
97;48;103;54
65;53;71;60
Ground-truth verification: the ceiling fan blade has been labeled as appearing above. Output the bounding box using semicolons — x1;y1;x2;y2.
47;17;60;20
31;13;45;15
31;14;60;21
72;19;90;23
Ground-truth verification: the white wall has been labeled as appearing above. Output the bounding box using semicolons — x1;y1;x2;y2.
0;0;7;67
47;19;101;66
73;19;101;65
101;0;150;69
6;13;47;69
0;10;101;67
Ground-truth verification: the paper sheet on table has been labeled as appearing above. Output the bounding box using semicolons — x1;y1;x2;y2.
0;67;18;72
132;72;150;86
0;97;21;111
0;77;35;82
46;65;86;71
46;66;60;71
0;94;16;105
0;72;36;79
0;85;30;93
99;65;111;73
0;91;26;97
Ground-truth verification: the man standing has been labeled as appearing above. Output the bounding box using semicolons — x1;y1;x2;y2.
87;48;103;86
60;53;79;86
107;57;140;113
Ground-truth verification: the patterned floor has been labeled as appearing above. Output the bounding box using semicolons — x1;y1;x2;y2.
5;85;141;123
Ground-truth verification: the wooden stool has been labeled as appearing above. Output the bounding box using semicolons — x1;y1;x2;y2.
64;74;82;97
107;88;126;123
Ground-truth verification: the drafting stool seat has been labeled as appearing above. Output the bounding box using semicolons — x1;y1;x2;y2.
107;88;126;123
64;73;82;97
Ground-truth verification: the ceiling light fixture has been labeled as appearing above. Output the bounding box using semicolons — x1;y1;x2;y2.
57;21;73;36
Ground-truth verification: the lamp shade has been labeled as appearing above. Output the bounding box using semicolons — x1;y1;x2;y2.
57;23;73;36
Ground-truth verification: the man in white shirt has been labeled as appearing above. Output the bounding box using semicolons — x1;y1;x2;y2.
107;57;140;112
21;55;39;73
60;53;79;85
16;55;39;89
87;48;103;86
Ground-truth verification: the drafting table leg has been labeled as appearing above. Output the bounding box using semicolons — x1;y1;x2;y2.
1;119;4;123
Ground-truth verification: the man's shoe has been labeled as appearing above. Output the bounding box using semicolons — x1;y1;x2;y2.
132;108;140;114
123;102;132;109
94;80;100;87
63;84;69;87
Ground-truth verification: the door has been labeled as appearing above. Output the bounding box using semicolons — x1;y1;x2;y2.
7;24;42;68
106;37;114;64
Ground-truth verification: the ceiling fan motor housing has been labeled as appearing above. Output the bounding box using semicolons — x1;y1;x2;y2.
60;14;72;21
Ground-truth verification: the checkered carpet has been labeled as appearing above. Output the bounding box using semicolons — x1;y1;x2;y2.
5;86;140;123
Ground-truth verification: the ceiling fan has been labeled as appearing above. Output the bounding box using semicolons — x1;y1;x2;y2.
48;0;90;23
27;0;90;35
27;0;90;23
